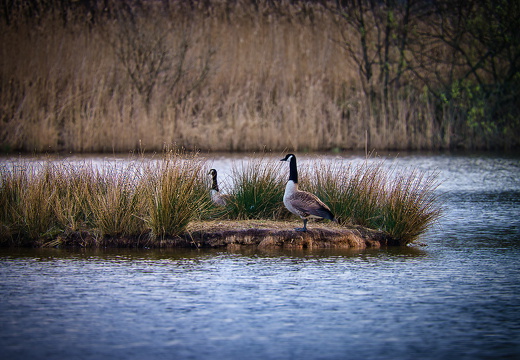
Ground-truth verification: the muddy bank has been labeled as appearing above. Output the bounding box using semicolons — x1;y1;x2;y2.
141;221;396;249
24;220;398;249
181;223;397;250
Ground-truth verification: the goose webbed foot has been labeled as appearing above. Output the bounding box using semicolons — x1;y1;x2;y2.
294;219;308;232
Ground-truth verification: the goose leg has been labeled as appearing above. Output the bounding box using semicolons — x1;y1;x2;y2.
295;219;308;232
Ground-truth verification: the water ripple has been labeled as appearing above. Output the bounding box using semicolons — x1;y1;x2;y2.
1;153;520;360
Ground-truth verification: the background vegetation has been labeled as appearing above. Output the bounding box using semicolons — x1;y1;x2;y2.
1;0;518;153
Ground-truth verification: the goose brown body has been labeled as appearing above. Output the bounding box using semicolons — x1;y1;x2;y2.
280;154;336;231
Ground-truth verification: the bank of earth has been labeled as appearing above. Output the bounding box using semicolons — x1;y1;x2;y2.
42;220;400;249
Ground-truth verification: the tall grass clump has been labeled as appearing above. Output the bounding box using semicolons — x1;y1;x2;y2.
143;154;211;239
0;151;212;245
86;163;147;238
0;160;145;244
306;160;387;228
381;168;443;244
0;163;60;244
307;158;442;245
226;157;288;220
46;163;96;235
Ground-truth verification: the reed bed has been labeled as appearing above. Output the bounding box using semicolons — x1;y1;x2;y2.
0;153;442;247
1;1;516;153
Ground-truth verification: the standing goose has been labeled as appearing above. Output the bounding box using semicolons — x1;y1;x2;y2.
280;154;337;232
208;169;230;206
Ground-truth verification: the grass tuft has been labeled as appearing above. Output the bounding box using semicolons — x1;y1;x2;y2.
226;157;288;220
381;168;443;244
0;162;61;244
307;158;443;245
143;153;211;239
0;151;211;245
86;164;146;238
306;160;385;228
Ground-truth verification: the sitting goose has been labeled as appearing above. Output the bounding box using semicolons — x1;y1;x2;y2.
208;169;229;206
280;154;337;231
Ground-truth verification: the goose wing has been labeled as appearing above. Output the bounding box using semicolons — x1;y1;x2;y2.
288;191;334;220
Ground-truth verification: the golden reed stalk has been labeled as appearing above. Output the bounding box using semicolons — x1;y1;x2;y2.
0;1;494;153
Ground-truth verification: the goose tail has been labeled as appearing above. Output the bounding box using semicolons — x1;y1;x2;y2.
321;208;337;223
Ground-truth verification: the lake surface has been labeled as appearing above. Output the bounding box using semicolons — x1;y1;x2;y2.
1;152;519;360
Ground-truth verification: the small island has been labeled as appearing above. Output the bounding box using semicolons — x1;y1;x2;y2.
52;220;396;250
0;154;441;249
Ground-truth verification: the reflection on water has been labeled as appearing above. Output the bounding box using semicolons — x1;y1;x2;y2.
1;152;520;360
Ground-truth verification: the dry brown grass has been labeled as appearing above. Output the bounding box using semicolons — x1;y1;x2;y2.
0;150;211;245
5;1;513;152
304;157;443;245
0;1;455;153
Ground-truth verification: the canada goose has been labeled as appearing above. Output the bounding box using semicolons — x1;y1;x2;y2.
208;169;229;206
280;154;337;231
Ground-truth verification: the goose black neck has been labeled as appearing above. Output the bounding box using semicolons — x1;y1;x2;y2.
289;156;298;183
211;174;219;192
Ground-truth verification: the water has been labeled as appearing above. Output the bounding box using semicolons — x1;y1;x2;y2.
1;152;519;360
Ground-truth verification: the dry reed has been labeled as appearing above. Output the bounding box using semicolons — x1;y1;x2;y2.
143;154;211;240
0;151;211;245
2;1;511;153
306;157;443;245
